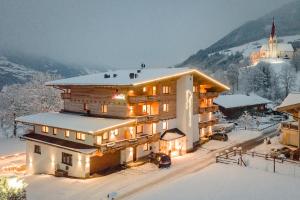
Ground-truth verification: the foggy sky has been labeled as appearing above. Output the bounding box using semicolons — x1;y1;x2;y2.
0;0;294;68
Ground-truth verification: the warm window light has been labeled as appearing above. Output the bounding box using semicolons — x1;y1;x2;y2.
103;132;108;140
129;106;134;114
152;123;157;134
96;136;102;145
83;103;88;111
101;104;108;113
142;105;147;113
53;128;57;135
162;121;168;130
136;125;143;134
143;143;149;151
163;103;169;112
143;87;147;92
42;126;49;133
76;132;85;141
65;130;70;138
152;86;157;95
163;86;170;94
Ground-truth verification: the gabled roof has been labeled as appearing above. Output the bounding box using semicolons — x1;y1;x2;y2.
214;94;272;109
161;128;186;141
46;67;230;91
277;92;300;112
16;112;136;134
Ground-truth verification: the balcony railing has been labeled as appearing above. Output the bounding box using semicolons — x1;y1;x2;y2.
98;132;161;153
199;105;219;114
281;122;299;131
128;95;159;103
199;92;219;99
135;115;160;123
61;93;71;99
199;118;219;129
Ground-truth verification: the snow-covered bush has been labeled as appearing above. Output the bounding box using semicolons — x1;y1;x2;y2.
0;177;27;200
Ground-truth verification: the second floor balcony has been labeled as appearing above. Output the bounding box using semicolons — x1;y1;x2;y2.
199;92;219;99
199;118;219;129
199;105;219;114
281;121;299;131
128;95;160;103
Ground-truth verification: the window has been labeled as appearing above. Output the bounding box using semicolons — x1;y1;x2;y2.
163;103;169;112
103;132;108;140
143;143;149;151
65;130;70;138
96;136;102;145
142;105;147;113
143;87;147;92
136;125;143;134
162;120;168;130
152;86;157;95
111;129;119;136
53;128;57;135
34;145;41;154
101;104;108;113
76;132;86;141
62;152;72;166
152;123;157;134
162;86;170;94
83;103;88;111
66;88;71;93
193;86;198;93
41;126;49;133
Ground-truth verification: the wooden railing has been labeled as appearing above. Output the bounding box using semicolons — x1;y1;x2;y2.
61;93;71;99
98;132;161;153
135;115;160;123
199;105;219;114
281;122;299;131
199;118;219;128
199;92;219;99
128;95;159;103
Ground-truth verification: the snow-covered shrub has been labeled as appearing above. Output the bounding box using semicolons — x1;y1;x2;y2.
0;177;27;200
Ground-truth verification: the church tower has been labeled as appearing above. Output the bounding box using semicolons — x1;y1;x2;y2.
268;17;278;58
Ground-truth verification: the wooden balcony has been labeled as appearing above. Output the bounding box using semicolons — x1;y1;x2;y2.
135;115;160;123
61;93;71;99
199;92;219;99
128;95;160;103
199;118;219;129
281;122;299;131
199;105;219;114
98;132;161;153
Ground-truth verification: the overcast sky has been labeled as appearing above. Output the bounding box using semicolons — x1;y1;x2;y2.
0;0;294;68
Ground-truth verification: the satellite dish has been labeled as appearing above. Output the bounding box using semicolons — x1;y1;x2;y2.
141;63;146;69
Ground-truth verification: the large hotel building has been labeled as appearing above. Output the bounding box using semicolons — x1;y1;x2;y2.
17;67;229;178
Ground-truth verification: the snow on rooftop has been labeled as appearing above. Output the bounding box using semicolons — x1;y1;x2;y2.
16;112;135;134
214;94;272;109
261;43;294;52
45;67;229;90
277;92;300;110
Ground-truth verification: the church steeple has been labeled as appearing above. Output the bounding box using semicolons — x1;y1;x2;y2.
271;17;276;39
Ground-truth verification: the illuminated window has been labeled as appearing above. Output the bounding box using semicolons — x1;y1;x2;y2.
142;105;147;113
152;123;157;134
96;136;102;145
101;104;108;113
129;106;134;114
162;86;170;94
143;143;149;151
193;86;198;92
163;103;169;112
162;120;168;130
136;125;143;134
83;103;88;111
111;129;119;136
143;87;147;92
76;132;86;141
152;86;157;95
66;88;71;93
53;128;57;135
103;132;108;140
65;130;70;138
62;152;72;166
41;126;49;133
34;145;41;154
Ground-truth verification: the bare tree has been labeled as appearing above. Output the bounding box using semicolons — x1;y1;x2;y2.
279;65;296;98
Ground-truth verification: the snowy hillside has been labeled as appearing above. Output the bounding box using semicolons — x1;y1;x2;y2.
214;34;300;58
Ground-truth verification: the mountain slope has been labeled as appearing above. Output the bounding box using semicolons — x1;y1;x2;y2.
181;0;300;68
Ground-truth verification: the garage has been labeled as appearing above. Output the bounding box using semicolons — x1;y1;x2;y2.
90;151;121;174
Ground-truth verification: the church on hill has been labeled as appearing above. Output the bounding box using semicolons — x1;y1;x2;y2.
250;18;294;65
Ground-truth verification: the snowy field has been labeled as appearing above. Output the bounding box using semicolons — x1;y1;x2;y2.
0;137;25;156
19;129;264;200
131;163;300;200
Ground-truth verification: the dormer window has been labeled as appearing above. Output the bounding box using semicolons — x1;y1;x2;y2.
42;126;49;133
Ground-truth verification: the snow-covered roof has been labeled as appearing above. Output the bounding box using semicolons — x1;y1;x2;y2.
16;112;136;134
214;94;272;109
261;43;294;52
46;67;230;90
277;92;300;111
161;128;185;141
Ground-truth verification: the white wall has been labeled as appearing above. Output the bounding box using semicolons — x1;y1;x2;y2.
26;141;89;178
176;74;194;151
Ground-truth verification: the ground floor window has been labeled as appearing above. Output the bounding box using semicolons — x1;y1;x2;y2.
62;152;72;166
143;143;149;151
34;145;41;154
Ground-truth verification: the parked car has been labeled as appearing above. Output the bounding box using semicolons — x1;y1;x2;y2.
208;133;228;141
149;153;171;168
277;147;292;158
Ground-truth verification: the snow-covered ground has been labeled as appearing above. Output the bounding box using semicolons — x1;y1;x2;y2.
0;137;25;156
131;163;300;200
18;129;264;200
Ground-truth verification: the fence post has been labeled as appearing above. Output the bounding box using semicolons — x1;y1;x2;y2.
233;147;237;156
216;153;219;163
225;150;229;159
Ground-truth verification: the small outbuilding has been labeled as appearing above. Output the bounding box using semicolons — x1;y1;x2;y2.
214;94;272;119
